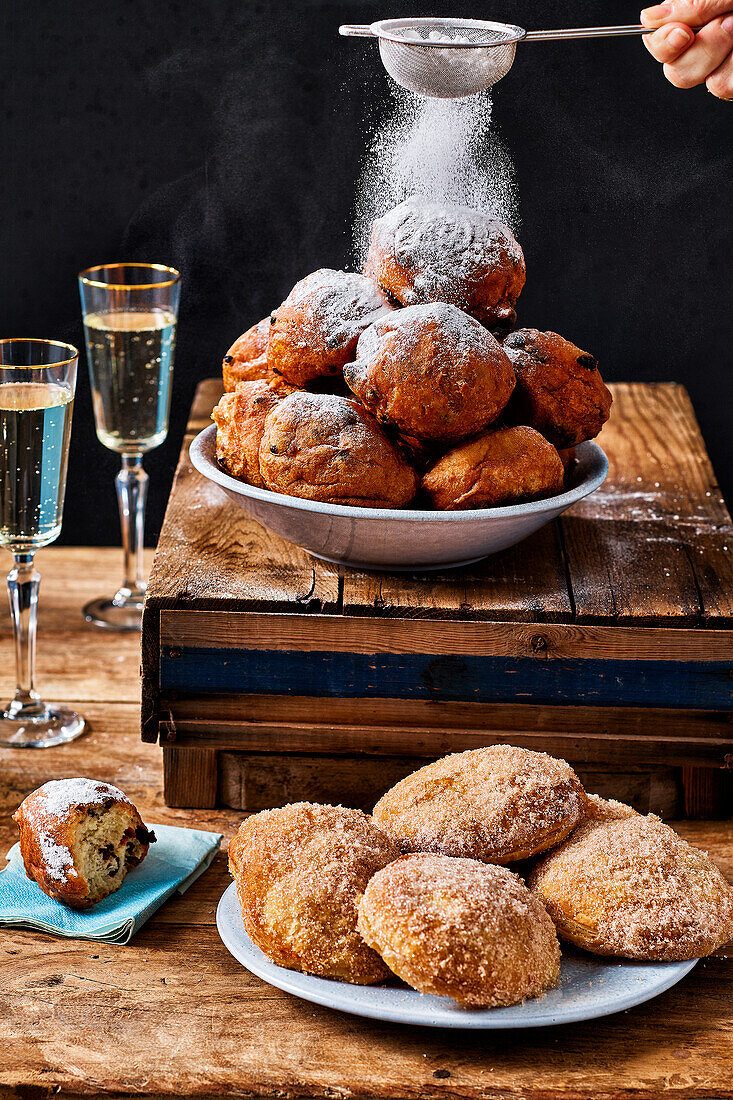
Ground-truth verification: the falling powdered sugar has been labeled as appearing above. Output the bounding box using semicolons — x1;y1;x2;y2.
354;87;518;263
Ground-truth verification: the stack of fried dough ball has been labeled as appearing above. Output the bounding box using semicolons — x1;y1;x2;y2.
213;195;612;510
228;745;733;1009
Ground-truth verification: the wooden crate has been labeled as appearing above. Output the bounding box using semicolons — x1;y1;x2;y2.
142;379;733;817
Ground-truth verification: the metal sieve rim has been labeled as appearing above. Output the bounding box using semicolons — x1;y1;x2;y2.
369;17;527;49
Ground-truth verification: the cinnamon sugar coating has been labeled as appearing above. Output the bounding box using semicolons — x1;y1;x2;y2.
422;425;565;511
228;802;400;984
259;391;418;507
344;303;515;447
365;195;526;328
503;329;612;448
529;811;733;960
268;269;390;387
357;853;560;1007
222;317;277;391
372;746;587;864
212;379;293;488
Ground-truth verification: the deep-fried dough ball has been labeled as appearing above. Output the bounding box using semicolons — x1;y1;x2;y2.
373;746;587;864
228;802;400;983
268;269;389;387
364;195;526;328
260;391;418;507
503;329;612;448
222;317;276;391
358;853;561;1007
422;426;564;511
212;379;291;488
344;303;515;447
529;809;733;960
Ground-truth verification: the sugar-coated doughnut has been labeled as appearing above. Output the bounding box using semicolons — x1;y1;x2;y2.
345;302;515;447
372;746;587;863
228;802;400;983
212;379;293;488
222;317;277;391
365;195;525;328
503;328;612;448
421;426;565;510
529;808;733;960
358;853;560;1007
268;269;390;387
13;778;155;910
259;391;418;507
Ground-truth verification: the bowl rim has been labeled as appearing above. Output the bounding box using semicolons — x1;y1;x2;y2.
189;423;608;523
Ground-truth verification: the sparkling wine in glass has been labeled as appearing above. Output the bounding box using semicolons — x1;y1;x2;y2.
79;263;180;631
0;339;85;747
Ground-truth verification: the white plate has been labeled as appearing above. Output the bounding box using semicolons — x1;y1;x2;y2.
216;882;697;1029
190;426;608;571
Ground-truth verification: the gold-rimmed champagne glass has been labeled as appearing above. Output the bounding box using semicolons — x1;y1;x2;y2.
0;339;85;747
78;263;180;631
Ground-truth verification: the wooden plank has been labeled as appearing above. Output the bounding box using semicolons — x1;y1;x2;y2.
682;767;731;819
141;602;161;743
158;645;732;710
575;384;729;526
145;429;341;613
0;701;158;822
562;383;733;625
164;721;732;770
166;692;733;743
216;750;682;817
163;746;218;808
342;522;573;622
160;611;733;661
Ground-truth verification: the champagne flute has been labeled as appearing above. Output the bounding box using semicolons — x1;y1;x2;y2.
78;263;181;631
0;339;85;747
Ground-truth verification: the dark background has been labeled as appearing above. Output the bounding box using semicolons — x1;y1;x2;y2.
2;0;731;546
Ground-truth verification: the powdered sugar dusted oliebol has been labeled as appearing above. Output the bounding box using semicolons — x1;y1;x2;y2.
356;301;496;364
280;269;389;350
17;779;129;883
368;194;523;305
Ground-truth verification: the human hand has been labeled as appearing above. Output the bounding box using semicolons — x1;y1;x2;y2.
641;1;733;98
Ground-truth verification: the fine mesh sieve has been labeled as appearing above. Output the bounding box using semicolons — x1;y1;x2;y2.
339;17;656;98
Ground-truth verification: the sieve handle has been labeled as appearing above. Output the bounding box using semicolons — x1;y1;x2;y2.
339;24;377;38
523;24;656;41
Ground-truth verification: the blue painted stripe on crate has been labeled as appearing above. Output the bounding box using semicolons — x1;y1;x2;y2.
159;648;733;710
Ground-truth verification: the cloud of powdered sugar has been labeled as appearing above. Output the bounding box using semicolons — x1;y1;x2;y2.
353;87;519;265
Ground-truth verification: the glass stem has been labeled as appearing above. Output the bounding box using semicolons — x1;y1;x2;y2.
6;553;44;717
115;454;148;603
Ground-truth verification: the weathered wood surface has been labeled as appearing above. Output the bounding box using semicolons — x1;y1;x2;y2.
216;750;683;817
1;547;732;1099
154;379;733;626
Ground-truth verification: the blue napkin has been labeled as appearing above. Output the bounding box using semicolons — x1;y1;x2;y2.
0;822;222;943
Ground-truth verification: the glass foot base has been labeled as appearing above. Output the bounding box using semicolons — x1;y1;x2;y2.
83;596;144;632
0;705;86;748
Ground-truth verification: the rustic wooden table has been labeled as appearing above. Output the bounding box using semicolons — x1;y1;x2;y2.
1;549;732;1100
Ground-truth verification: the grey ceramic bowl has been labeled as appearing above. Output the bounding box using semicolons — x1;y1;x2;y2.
189;424;608;571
